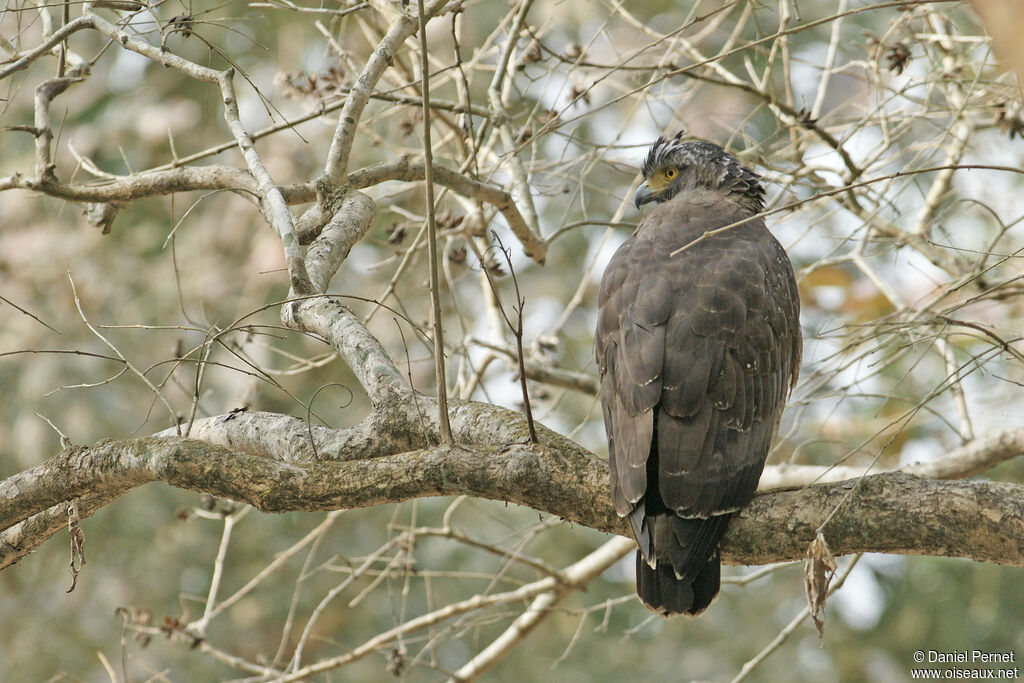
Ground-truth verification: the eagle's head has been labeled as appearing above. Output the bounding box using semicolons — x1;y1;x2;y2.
634;132;765;212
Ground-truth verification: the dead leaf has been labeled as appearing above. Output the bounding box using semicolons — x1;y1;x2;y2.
66;500;86;593
803;530;836;639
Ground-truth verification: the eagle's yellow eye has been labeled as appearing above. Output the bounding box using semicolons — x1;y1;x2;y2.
664;168;677;180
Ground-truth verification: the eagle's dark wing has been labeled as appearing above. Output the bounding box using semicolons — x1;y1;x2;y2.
596;199;800;616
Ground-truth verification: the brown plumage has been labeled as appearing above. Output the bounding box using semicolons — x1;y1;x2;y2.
596;135;801;616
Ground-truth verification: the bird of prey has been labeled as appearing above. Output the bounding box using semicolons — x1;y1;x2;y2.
595;134;801;616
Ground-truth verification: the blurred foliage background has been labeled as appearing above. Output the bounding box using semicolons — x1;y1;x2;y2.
3;0;1024;680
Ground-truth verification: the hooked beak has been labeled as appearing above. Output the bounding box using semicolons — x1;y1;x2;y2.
633;184;655;209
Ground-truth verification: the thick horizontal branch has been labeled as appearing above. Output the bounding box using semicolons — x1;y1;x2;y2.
733;473;1024;566
3;416;1023;570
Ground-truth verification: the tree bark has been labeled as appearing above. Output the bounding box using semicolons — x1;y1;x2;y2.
3;408;1022;571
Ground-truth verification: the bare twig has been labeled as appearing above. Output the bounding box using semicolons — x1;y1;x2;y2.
484;233;538;443
447;537;635;682
417;0;453;445
729;554;862;683
322;0;448;183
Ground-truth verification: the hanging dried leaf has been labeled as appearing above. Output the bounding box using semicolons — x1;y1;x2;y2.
66;499;86;593
803;530;836;639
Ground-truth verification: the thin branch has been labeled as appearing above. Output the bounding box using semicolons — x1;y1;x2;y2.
274;540;628;681
729;554;862;683
447;537;635;682
346;157;544;263
482;0;545;261
68;273;181;433
483;234;538;442
759;427;1024;488
418;0;453;445
0;165;259;203
472;340;599;396
82;10;310;294
191;508;245;637
322;0;449;183
0;15;93;79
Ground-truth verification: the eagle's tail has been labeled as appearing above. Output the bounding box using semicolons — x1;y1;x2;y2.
635;513;731;616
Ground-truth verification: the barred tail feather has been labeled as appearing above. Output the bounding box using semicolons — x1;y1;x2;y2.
635;513;730;616
635;549;721;616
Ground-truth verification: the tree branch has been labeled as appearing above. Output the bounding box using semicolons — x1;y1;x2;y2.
759;427;1024;488
0;15;93;79
346;158;544;263
0;165;260;203
322;0;449;183
2;156;541;266
285;297;407;407
3;415;1023;571
447;536;635;682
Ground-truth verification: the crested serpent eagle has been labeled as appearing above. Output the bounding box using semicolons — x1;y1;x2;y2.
595;134;801;616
